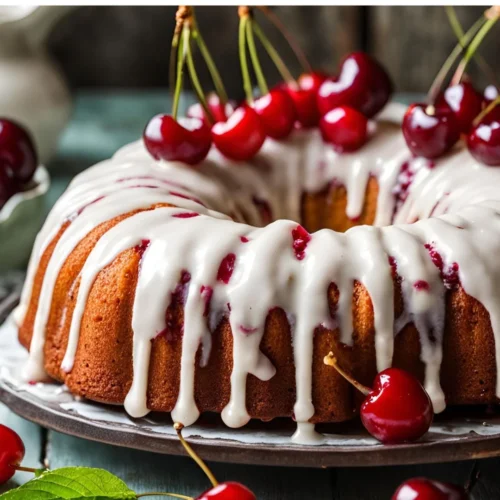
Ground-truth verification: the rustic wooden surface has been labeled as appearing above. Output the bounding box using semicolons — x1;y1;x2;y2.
2;91;500;498
46;6;500;96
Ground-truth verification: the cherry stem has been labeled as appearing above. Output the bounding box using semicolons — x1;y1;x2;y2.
323;352;371;396
257;6;312;74
427;15;485;104
174;422;218;488
172;22;187;120
184;25;215;124
137;494;193;499
170;6;191;100
191;9;229;105
473;95;500;126
445;6;497;85
246;17;269;96
11;465;40;474
451;13;499;86
239;14;254;104
253;21;296;86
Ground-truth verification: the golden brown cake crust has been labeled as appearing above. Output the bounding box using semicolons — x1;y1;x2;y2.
19;182;500;424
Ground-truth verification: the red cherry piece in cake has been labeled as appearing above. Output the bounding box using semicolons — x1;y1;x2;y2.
291;224;311;260
0;119;37;184
467;117;500;166
436;82;482;133
187;93;236;127
217;253;236;284
211;107;266;161
319;106;368;152
0;424;25;484
317;52;393;118
0;163;17;209
402;104;460;159
143;115;212;166
392;477;468;500
196;481;256;500
361;368;433;444
254;89;297;140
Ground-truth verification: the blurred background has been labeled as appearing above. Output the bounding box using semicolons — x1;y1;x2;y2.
48;5;497;96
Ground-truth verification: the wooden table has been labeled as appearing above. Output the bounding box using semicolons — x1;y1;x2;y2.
2;91;500;499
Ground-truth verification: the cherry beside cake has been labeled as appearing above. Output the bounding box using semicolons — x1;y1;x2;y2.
15;6;500;444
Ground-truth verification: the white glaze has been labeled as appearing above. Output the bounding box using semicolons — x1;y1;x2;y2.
16;102;500;443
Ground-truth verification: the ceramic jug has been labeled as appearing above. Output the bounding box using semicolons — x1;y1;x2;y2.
0;6;74;164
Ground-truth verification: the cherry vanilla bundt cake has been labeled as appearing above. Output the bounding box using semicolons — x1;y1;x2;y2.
13;99;500;443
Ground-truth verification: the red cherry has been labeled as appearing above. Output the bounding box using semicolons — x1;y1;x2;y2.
211;107;266;161
317;52;393;118
402;103;460;159
187;93;236;127
0;119;37;184
361;368;433;444
436;82;483;133
0;162;17;209
319;105;368;152
467;118;500;166
392;477;468;500
143;115;212;166
285;85;320;128
254;89;296;139
298;70;328;94
484;84;499;104
0;424;25;484
197;481;256;500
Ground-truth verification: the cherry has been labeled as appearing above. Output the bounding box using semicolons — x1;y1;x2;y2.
187;93;236;127
319;105;368;152
197;482;256;500
324;353;433;444
483;84;498;104
436;82;482;133
317;52;393;118
0;119;37;184
254;88;296;139
392;478;468;500
143;114;212;166
284;84;321;128
402;103;460;159
467;117;500;166
0;163;17;209
0;424;25;484
298;70;328;94
211;107;266;161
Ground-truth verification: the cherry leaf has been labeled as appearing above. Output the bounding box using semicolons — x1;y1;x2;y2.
0;467;136;499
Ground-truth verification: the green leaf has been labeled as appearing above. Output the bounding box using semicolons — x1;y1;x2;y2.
0;467;137;500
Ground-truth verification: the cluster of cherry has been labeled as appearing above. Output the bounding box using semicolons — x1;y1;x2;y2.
142;6;392;166
0;120;37;211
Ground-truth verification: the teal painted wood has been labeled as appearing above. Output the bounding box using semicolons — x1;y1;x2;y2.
47;432;334;499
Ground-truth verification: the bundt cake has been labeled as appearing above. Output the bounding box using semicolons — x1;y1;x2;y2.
14;102;500;443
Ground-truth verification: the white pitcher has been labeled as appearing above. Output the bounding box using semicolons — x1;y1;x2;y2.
0;6;74;164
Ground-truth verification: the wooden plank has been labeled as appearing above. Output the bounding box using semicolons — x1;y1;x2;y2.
0;405;44;493
47;432;333;499
48;6;362;98
370;6;496;93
